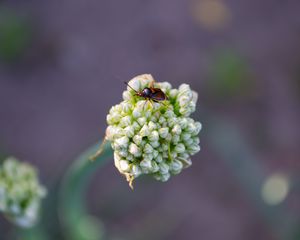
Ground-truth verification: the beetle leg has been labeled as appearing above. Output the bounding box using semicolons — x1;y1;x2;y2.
143;99;148;110
154;99;168;107
149;99;154;108
161;101;168;106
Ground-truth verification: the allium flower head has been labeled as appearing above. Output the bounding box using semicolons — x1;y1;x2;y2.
105;74;202;188
0;157;47;228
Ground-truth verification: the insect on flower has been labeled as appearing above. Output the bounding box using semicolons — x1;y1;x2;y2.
91;74;201;190
124;80;168;107
90;80;168;163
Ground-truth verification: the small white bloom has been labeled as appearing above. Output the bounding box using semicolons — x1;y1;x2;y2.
118;150;128;158
115;136;129;149
187;144;201;155
129;143;141;157
164;110;175;119
158;82;172;91
151;161;159;172
140;159;153;172
144;143;154;154
131;122;141;131
121;102;132;113
148;130;159;142
133;135;143;145
148;121;157;131
126;154;134;161
193;137;200;145
122;91;132;101
119;116;131;127
181;132;191;141
123;126;135;138
172;134;180;144
137;117;147;126
155;154;163;163
159;128;169;138
169;89;178;98
152;150;159;159
143;153;153;162
159;162;169;174
172;124;182;135
139;125;150;137
178;118;188;129
159;116;166;124
131;165;142;178
161;143;169;152
160;173;171;182
154;172;171;182
174;143;186;153
193;122;202;135
169;160;183;174
150;141;160;148
119;160;131;172
178;156;192;168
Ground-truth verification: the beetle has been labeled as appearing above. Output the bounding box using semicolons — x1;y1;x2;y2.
124;81;168;106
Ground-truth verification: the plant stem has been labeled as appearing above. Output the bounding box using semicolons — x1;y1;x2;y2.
206;116;298;239
59;140;112;240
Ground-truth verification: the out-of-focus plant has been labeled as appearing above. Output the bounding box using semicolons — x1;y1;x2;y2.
207;116;299;240
0;157;47;228
208;49;250;99
0;9;31;62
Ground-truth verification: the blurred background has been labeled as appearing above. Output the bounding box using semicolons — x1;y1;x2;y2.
1;0;300;239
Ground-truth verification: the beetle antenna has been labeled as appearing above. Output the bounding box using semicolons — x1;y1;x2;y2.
124;81;137;93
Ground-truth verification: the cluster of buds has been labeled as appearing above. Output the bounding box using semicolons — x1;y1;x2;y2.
105;74;202;188
0;157;47;228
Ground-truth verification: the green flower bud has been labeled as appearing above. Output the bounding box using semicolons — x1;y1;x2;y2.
129;143;142;157
140;159;152;172
131;165;142;178
158;162;169;174
104;74;202;188
172;124;182;135
144;143;154;154
159;128;169;138
174;143;186;153
114;136;129;149
124;126;135;138
148;130;159;142
0;157;47;228
169;159;183;174
119;160;130;172
133;135;143;145
139;125;150;137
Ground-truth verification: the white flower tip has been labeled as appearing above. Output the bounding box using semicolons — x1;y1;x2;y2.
128;74;154;91
119;160;130;172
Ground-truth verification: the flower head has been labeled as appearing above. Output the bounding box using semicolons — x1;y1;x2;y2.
105;74;202;188
0;157;47;228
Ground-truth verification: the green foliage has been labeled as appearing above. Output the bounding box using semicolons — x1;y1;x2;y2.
0;9;31;62
209;49;250;98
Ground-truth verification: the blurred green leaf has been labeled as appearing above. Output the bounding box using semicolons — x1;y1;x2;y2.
208;49;250;98
0;9;31;62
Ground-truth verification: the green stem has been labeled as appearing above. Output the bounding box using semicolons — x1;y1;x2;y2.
206;116;298;239
59;140;112;240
